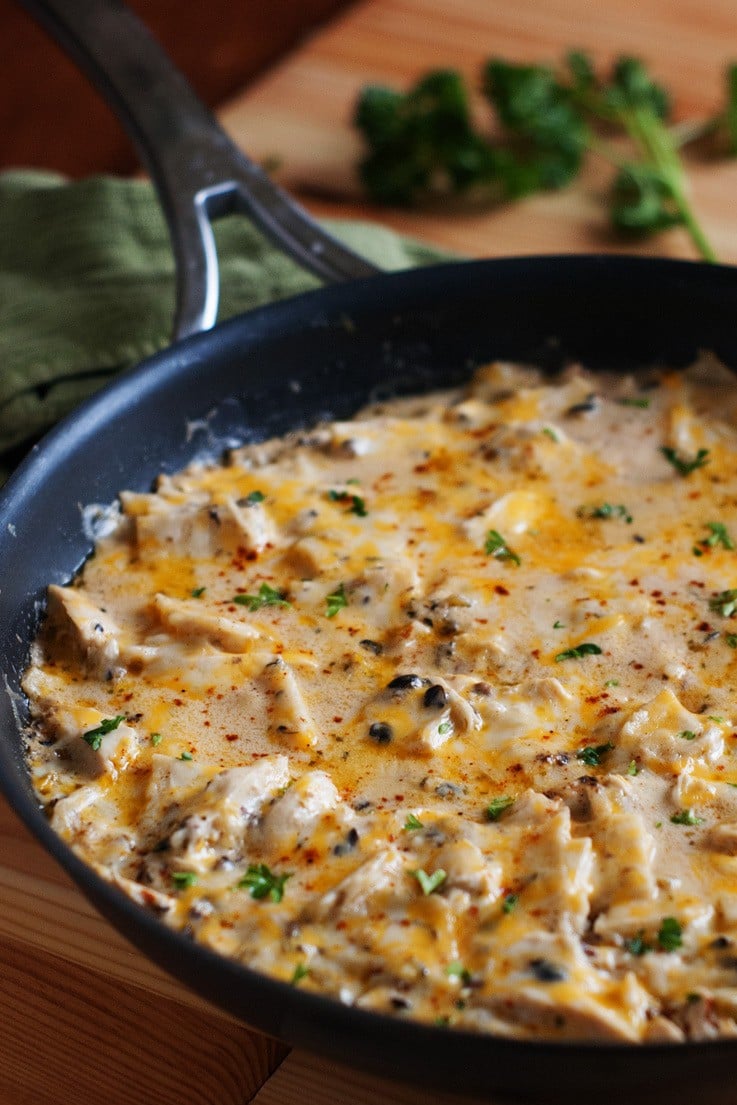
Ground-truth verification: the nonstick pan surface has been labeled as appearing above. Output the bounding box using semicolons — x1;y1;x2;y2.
7;3;737;1103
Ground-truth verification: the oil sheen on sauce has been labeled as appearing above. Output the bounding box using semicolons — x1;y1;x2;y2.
22;357;737;1042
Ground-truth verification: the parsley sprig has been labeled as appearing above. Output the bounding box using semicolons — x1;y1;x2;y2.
325;583;348;618
484;529;521;565
233;583;291;611
238;864;292;902
660;445;710;476
554;642;602;662
82;715;125;751
355;52;737;258
327;489;368;517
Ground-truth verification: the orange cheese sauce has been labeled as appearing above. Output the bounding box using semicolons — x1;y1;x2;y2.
22;356;737;1042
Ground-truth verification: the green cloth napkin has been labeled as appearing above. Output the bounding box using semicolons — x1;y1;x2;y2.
0;170;447;477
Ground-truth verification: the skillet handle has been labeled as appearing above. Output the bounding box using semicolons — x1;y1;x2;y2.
18;0;381;339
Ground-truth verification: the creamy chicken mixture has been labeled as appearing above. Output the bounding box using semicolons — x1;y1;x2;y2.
23;357;737;1042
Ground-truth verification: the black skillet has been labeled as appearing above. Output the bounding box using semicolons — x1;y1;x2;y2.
3;3;737;1102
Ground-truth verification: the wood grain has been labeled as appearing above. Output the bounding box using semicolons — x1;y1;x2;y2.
0;935;287;1105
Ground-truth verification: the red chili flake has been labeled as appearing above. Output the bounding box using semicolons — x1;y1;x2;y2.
495;585;510;596
173;698;184;706
333;716;343;723
698;622;712;632
225;734;239;742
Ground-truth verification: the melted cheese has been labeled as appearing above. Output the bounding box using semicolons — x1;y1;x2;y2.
23;355;737;1042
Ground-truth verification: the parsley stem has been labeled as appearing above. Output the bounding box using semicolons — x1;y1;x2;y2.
628;104;716;262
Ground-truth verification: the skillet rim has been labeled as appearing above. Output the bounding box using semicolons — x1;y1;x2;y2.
3;252;737;1102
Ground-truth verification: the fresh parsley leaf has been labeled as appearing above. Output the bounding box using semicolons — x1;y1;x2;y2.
326;582;348;618
179;751;193;761
576;741;614;767
233;583;290;611
150;732;163;747
355;71;502;206
704;521;735;550
437;720;452;735
657;916;683;952
670;809;704;826
627;760;639;776
445;961;472;984
328;489;368;516
710;589;737;617
660;446;710;476
404;813;424;831
291;963;310;984
238;864;292;902
171;871;198;889
486;795;515;821
244;490;265;504
82;715;125;751
502;893;518;914
625;930;651;956
727;633;737;648
412;868;447;895
577;502;633;524
484;529;521;565
191;586;206;598
677;729;697;741
555;642;602;661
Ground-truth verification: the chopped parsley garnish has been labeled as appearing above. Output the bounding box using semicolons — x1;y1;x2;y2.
412;868;447;895
291;963;310;984
577;502;633;524
82;715;125;751
171;871;198;889
191;586;206;598
576;741;614;767
326;582;348;617
554;642;602;662
484;529;521;565
437;720;452;735
677;729;697;741
670;809;704;826
486;795;515;821
627;760;639;776
727;634;737;648
445;962;472;984
703;521;735;550
328;489;368;516
404;813;424;831
553;620;565;629
617;396;650;409
150;732;163;746
625;930;651;956
710;589;737;617
238;864;292;902
542;426;559;441
502;893;518;914
660;445;710;476
233;583;291;611
179;751;193;761
244;490;265;504
657;916;683;951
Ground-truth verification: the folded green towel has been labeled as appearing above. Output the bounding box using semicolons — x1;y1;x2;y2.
0;170;447;480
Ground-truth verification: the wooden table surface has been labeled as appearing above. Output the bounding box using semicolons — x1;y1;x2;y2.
4;1;737;1103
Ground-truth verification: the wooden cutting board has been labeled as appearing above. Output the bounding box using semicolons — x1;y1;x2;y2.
220;0;737;263
4;1;737;1103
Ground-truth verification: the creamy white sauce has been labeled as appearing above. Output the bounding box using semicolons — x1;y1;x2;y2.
23;356;737;1041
